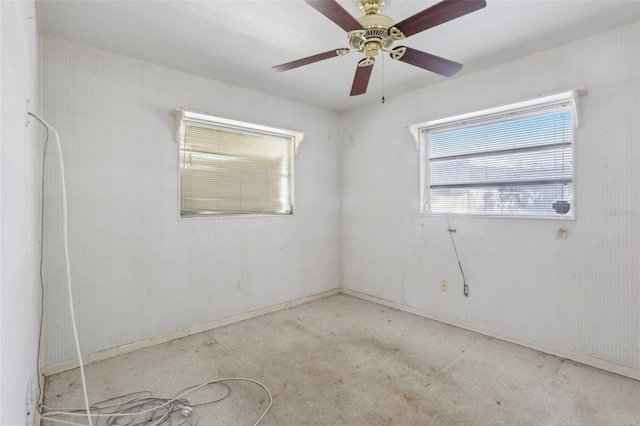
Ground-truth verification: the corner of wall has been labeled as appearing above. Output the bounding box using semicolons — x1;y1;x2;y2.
338;112;344;289
1;1;42;425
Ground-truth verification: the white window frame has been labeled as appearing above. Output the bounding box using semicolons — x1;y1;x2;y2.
172;109;305;218
409;88;586;219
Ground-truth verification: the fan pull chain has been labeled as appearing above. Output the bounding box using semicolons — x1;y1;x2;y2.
381;54;386;104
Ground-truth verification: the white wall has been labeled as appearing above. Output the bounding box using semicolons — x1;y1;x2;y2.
41;37;342;365
38;19;640;378
1;1;42;424
342;22;640;376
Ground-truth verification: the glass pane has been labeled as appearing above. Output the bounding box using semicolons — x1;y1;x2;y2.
425;106;573;217
430;110;572;159
429;184;573;216
430;146;572;186
180;121;293;216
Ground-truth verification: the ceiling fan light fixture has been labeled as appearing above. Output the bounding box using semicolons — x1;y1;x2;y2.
363;41;382;57
348;30;366;50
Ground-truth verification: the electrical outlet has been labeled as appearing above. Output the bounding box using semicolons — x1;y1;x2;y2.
440;280;448;292
557;227;568;239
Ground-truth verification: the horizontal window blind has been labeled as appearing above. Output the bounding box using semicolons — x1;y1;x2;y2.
422;105;574;217
179;122;293;217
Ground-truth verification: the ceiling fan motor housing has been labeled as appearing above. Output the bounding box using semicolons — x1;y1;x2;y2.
350;13;400;57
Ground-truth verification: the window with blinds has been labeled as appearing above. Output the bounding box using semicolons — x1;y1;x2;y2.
416;92;580;217
173;110;303;217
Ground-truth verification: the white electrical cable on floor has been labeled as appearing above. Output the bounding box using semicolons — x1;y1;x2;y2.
31;112;273;425
40;377;272;426
28;112;94;426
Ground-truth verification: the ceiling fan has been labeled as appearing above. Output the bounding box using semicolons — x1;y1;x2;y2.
273;0;487;96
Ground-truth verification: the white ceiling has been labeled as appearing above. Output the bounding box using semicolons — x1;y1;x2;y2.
37;0;640;112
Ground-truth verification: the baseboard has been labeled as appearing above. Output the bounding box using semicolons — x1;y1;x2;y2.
41;288;341;377
342;288;640;381
41;286;639;382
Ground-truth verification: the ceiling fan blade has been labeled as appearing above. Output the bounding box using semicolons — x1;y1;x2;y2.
390;46;462;77
304;0;364;32
394;0;486;38
350;58;375;96
273;49;345;72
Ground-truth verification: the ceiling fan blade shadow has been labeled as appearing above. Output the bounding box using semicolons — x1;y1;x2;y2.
304;0;364;32
350;58;375;96
391;46;462;77
273;49;345;72
394;0;486;38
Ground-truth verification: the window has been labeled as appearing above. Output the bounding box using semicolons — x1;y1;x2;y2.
411;90;584;218
172;109;304;217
